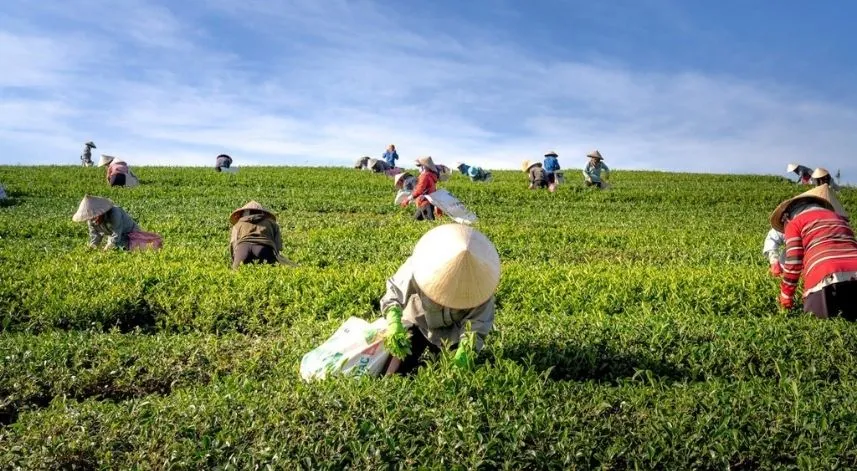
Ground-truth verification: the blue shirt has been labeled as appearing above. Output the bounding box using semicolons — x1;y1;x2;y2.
583;161;609;183
543;156;560;173
382;150;399;167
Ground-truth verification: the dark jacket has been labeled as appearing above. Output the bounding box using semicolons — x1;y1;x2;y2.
230;214;282;253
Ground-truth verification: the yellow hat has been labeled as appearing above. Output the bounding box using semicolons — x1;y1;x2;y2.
230;201;277;225
72;195;113;222
411;224;500;310
770;184;847;232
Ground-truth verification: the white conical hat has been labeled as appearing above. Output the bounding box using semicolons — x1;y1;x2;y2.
72;195;113;222
415;156;439;174
770;184;848;232
586;149;603;160
527;161;542;171
521;160;531;172
98;154;116;167
786;163;799;173
811;167;830;179
394;172;412;187
411;224;500;310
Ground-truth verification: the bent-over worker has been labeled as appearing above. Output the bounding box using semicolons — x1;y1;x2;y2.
543;151;561;192
99;155;138;187
215;154;233;172
526;161;548;189
229;201;295;269
455;162;491;182
771;184;857;319
583;150;609;188
786;163;812;185
73;195;142;250
812;168;840;191
395;172;416;192
382;224;500;374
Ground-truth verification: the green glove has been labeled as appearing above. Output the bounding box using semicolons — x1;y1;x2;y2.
384;306;411;360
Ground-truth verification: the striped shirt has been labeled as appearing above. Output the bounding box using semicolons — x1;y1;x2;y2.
780;208;857;302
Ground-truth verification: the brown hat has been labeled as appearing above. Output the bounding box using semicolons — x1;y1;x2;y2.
811;168;830;179
411;224;500;310
587;150;603;160
72;195;113;222
770;184;847;232
415;156;438;174
230;201;277;225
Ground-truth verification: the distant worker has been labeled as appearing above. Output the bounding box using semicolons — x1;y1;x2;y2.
404;156;441;221
98;155;139;187
395;172;416;192
382;144;399;168
771;184;857;319
72;195;161;251
543;151;561;192
437;164;453;182
381;224;500;374
354;156;370;169
367;158;392;174
525;160;548;189
812;168;840;191
786;163;812;185
762;228;785;276
229;201;295;269
455;162;492;182
80;141;96;167
583;150;610;188
215;154;234;172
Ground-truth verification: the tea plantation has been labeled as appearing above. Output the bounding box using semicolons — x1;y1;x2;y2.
1;166;857;469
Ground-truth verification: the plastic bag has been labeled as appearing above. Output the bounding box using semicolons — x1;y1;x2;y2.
394;190;411;205
300;317;391;381
424;189;478;225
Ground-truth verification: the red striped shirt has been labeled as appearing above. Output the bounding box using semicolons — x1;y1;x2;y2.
781;208;857;300
411;171;438;208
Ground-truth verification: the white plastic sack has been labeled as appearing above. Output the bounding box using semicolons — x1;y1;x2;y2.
394;190;411;205
221;166;239;174
424;189;478;225
300;317;391;381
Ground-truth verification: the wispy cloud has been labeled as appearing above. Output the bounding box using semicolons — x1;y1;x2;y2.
1;0;856;182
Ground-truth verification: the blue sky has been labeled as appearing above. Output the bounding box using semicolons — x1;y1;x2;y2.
1;0;856;180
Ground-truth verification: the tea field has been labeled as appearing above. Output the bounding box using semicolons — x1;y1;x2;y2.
1;166;857;469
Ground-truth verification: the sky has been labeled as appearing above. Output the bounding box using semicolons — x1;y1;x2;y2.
1;0;856;181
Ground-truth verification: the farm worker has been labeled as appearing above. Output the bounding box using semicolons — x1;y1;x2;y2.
381;224;500;374
354;156;370;169
367;158;392;174
98;155;139;187
395;172;416;192
404;156;442;221
72;195;140;250
455;162;491;182
812;168;840;191
80;141;96;167
583;150;610;188
786;163;812;184
229;201;296;269
526;161;548;189
382;144;399;168
771;184;857;319
763;228;785;276
215;154;233;172
543;151;561;192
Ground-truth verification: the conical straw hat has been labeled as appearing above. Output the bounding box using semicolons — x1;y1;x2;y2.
521;160;531;172
98;154;116;167
544;150;558;157
786;163;799;173
411;224;500;310
230;201;277;225
586;150;603;160
72;195;113;222
415;156;438;174
394;172;412;187
770;184;847;232
85;141;96;148
527;161;542;171
811;167;830;179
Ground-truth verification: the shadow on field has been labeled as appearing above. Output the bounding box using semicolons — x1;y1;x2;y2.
497;341;693;383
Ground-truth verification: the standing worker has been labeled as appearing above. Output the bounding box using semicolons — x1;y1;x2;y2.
404;156;441;221
583;150;610;188
786;163;812;184
543;151;561;192
80;141;96;167
381;224;500;374
525;160;548;190
215;154;234;172
771;184;857;319
382;144;399;168
812;168;840;191
229;201;296;269
98;155;139;187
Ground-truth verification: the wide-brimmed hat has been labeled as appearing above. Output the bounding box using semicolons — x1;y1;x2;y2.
544;151;558;157
411;224;500;310
98;154;116;167
415;156;438;174
230;201;277;225
354;156;370;169
85;141;96;148
786;163;800;173
394;172;412;187
72;195;113;222
586;150;603;160
770;184;847;232
521;160;531;172
811;167;830;179
527;161;542;171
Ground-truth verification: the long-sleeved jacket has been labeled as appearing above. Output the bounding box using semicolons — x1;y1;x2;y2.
216;155;233;169
382;150;399;167
230;214;283;253
583;161;609;183
380;257;495;351
88;206;140;249
81;145;93;163
411;170;438;207
763;228;785;265
529;166;547;185
457;163;471;175
543;156;560;173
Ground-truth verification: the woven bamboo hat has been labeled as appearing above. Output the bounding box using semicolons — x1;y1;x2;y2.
527;161;542;171
544;150;558;157
230;201;276;225
811;167;830;179
415;156;438;174
72;195;113;222
521;160;531;172
85;141;96;148
587;150;603;160
98;154;116;167
411;224;500;310
394;172;412;188
786;163;800;173
770;184;847;232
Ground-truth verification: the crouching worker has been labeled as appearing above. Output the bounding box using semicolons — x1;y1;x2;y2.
812;168;840;191
229;201;296;269
405;156;443;221
583;150;609;188
525;160;548;189
787;163;812;184
215;154;233;172
771;184;857;319
395;172;416;192
382;224;500;374
543;151;561;192
455;162;491;182
73;195;162;251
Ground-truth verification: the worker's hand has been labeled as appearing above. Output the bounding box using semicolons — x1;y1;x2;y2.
399;200;409;208
779;294;794;310
384;306;411;359
769;262;783;277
